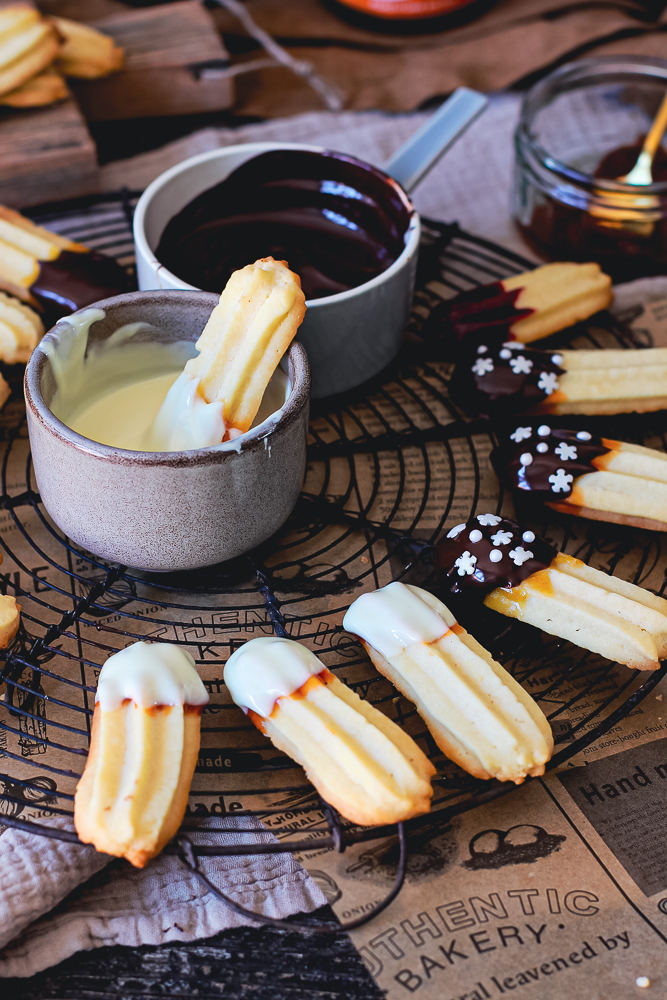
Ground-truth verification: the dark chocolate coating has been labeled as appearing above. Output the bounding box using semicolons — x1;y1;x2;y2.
33;251;131;318
434;515;556;596
491;424;611;500
426;281;533;346
155;149;412;300
449;341;564;417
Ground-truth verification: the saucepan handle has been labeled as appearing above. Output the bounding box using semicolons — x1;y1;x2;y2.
383;87;488;194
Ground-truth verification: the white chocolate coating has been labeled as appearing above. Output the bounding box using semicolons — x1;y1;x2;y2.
96;642;209;711
145;371;225;451
224;636;324;718
343;582;454;659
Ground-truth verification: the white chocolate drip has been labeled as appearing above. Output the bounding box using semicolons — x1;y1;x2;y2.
144;371;225;451
96;641;209;711
224;636;324;718
343;582;454;658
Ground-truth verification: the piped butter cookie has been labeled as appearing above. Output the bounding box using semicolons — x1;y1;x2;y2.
344;582;553;784
435;515;667;670
492;423;667;531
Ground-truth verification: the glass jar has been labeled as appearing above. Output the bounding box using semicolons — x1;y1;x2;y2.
513;56;667;283
321;0;496;34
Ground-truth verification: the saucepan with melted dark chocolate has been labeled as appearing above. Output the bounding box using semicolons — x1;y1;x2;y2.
134;142;420;398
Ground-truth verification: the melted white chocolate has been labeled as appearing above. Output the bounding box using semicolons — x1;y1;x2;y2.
224;636;324;718
43;308;289;453
343;582;454;659
96;641;209;712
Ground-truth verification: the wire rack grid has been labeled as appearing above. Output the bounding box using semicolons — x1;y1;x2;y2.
0;191;665;931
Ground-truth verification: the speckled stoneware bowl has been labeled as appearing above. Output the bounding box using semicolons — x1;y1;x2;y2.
24;290;310;572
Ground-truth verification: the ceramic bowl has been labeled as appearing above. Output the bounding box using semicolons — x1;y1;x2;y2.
133;142;421;399
25;290;310;572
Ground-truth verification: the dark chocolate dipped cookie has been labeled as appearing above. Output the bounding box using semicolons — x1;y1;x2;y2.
434;514;667;670
491;423;667;531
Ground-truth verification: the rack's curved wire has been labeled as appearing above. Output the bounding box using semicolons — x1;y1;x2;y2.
0;193;664;934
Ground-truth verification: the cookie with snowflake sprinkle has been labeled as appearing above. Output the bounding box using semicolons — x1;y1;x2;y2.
449;341;667;419
435;514;667;669
490;423;667;532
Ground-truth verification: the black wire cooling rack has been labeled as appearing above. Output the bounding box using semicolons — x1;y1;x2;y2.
0;190;666;932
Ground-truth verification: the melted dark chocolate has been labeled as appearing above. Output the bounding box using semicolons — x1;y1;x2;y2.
595;138;667;183
434;515;556;596
449;340;564;417
491;424;611;500
426;281;533;348
155;149;412;300
32;250;131;319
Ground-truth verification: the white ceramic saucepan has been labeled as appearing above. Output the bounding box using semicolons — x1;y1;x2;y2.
133;89;487;398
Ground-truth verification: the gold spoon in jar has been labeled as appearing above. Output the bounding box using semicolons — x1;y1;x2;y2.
590;92;667;232
618;90;667;186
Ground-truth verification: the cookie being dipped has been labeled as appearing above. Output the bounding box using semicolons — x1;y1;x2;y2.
344;582;553;783
430;262;612;346
149;257;306;449
224;636;434;826
493;422;667;531
74;642;209;867
435;514;667;670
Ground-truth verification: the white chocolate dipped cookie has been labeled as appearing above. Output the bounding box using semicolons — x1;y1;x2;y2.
344;582;553;784
224;636;434;826
436;515;667;671
74;642;209;867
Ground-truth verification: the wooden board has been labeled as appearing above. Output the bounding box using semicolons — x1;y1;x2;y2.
71;0;235;121
0;97;98;208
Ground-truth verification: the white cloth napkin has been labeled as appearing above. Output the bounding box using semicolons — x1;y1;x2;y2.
0;817;325;978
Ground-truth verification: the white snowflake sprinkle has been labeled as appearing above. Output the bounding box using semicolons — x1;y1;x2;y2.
477;344;488;354
537;371;559;395
472;357;494;376
537;442;548;453
499;348;512;360
469;529;483;543
520;453;533;466
477;513;502;527
555;442;578;461
455;551;477;576
447;523;466;538
549;468;574;493
537;425;550;436
491;529;513;546
576;430;592;441
510;355;533;375
502;342;521;350
636;977;650;989
510;426;532;443
489;550;503;563
509;546;534;566
551;354;563;365
522;530;535;543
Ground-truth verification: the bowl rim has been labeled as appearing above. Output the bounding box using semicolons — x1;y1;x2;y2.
132;141;421;309
24;289;311;469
